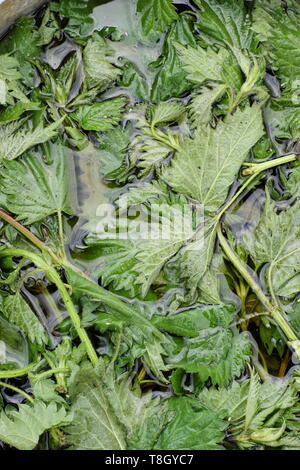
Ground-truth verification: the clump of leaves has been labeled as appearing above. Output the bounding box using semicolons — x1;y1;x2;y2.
1;0;300;452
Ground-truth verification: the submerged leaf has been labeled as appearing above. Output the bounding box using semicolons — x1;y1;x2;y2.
150;14;197;103
137;0;178;39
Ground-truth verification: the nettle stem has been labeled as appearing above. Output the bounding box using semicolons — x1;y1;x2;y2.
242;154;297;175
57;210;66;260
217;225;300;355
31;368;69;383
0;248;98;366
0;209;61;264
0;380;34;404
0;363;36;379
217;153;298;220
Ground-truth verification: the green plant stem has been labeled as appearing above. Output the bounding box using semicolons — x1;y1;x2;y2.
31;368;69;383
42;352;66;389
0;210;46;251
148;127;180;151
258;350;268;373
217;172;260;220
217;225;299;345
48;270;98;365
0;380;34;404
250;356;269;382
0;248;98;366
57;210;66;260
111;331;122;365
216;154;298;221
0;363;36;379
0;209;61;264
242;154;297;175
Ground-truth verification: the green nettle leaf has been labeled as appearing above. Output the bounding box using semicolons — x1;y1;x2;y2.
0;119;63;161
199;379;250;422
154;398;227;450
284;165;300;199
125;104;183;176
50;0;97;38
137;0;178;39
101;364;165;433
0;401;70;450
129;129;174;176
128;395;226;450
150;101;186;127
152;304;234;338
160;105;264;212
86;198;199;297
84;238;140;294
175;43;229;85
117;181;168;207
0;55;21;82
194;0;255;50
31;379;66;404
96;319;169;384
72;96;127;131
0;102;40;124
178;217;218;294
67;361;169;449
117;58;150;102
264;4;300;83
197;253;232;304
66;364;127;450
2;293;48;346
242;192;300;299
65;266;166;343
127;402;174;450
37;7;60;46
188;84;228;127
0;143;74;224
163;305;252;386
176;43;266;107
83;33;122;91
0;79;6;105
199;371;300;449
67;362;226;450
265;96;300;142
251;0;282;43
0;17;41;86
96;125;131;177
